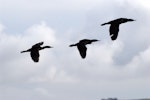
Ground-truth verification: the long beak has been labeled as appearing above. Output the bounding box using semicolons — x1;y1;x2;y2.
129;19;135;21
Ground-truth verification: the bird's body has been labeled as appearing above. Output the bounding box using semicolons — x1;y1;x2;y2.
21;42;52;62
101;18;135;40
69;39;99;59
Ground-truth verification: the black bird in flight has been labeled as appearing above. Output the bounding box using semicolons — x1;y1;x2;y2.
101;18;135;40
21;42;52;62
69;39;99;59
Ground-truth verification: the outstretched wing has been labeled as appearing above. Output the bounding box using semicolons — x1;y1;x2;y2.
79;39;99;45
30;50;39;62
32;42;44;48
109;24;119;40
77;44;87;59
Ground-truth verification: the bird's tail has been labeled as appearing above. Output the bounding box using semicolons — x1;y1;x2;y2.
20;49;31;53
20;50;28;53
101;22;109;26
69;44;77;47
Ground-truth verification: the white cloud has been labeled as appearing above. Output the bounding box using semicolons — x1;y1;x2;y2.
0;24;5;33
0;22;55;81
24;21;56;44
1;0;150;100
0;22;80;85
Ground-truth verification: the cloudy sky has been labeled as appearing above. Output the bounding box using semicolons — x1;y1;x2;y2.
0;0;150;100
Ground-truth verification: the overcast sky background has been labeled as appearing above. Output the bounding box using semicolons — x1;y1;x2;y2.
0;0;150;100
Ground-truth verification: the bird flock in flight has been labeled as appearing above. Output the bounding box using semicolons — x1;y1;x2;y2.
21;18;135;62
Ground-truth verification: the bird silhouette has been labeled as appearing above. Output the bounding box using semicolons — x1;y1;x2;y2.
69;39;99;59
21;42;52;62
101;18;135;40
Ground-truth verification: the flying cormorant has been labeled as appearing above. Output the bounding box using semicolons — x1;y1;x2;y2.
101;18;135;40
69;39;99;59
21;42;52;62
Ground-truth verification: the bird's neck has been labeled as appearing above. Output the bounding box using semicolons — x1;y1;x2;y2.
39;46;50;50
